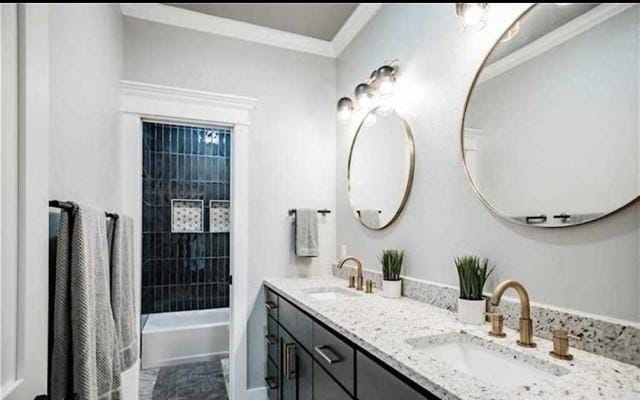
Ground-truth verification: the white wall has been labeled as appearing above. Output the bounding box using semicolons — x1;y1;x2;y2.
467;7;639;218
123;17;336;388
336;4;640;322
48;4;138;399
49;4;123;212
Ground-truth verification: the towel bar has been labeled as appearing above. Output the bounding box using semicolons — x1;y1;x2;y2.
288;209;331;216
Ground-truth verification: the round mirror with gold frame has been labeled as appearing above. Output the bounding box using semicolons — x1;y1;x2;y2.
348;107;415;230
461;3;640;228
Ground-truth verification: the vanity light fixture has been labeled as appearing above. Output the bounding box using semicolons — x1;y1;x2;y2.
456;3;489;32
336;61;400;122
500;21;520;43
337;97;354;121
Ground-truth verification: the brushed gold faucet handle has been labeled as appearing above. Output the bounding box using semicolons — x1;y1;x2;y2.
549;329;576;360
365;279;374;293
486;312;506;338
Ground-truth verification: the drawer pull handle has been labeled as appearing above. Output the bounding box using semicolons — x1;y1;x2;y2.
265;301;277;310
265;334;276;345
314;345;341;364
284;342;297;380
265;377;278;390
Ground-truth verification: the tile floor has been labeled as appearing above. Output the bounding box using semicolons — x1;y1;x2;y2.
140;356;229;400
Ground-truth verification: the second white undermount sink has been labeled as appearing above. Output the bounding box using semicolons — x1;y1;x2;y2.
304;286;360;301
407;333;569;389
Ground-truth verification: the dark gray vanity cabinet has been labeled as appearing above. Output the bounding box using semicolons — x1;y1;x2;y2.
312;322;355;395
264;285;438;400
280;328;313;400
356;351;426;400
313;361;351;400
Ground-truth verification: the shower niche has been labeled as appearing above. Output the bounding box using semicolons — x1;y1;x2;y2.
141;121;232;314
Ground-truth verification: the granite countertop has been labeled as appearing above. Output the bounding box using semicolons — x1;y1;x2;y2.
264;276;640;400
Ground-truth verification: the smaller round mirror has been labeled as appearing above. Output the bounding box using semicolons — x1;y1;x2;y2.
348;108;415;230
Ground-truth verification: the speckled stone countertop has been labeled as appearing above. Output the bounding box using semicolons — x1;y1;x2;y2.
264;276;640;400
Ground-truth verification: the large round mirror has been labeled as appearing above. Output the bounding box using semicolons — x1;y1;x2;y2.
462;3;640;227
348;108;415;230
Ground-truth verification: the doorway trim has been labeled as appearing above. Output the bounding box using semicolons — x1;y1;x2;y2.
120;80;256;400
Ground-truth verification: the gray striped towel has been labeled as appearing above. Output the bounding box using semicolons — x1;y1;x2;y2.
110;215;138;371
51;204;122;400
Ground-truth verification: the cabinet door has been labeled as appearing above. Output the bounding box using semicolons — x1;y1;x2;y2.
357;351;434;400
313;361;351;400
280;329;313;400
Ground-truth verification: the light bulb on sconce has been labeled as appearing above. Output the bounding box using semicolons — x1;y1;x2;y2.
374;65;397;96
354;83;374;110
456;3;488;32
337;97;354;121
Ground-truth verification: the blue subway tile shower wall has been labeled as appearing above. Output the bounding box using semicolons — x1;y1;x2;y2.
142;121;231;314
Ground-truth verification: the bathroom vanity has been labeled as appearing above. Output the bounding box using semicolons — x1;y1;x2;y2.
263;277;640;400
264;283;432;400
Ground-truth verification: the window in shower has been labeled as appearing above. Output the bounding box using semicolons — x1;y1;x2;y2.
141;121;231;314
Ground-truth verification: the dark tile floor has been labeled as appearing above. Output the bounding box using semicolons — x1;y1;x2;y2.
140;357;228;400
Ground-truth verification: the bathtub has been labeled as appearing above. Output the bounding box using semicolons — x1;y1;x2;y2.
141;308;229;369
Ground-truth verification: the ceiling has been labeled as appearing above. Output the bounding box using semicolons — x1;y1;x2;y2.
165;3;359;41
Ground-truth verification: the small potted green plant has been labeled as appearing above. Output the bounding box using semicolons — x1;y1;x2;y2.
380;249;404;298
455;256;494;324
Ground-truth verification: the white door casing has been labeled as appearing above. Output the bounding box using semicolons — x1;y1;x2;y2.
120;80;255;400
1;3;50;399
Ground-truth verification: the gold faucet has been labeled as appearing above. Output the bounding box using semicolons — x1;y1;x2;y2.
337;256;364;291
489;280;536;348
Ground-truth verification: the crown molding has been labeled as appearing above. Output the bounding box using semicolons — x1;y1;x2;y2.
332;3;383;56
120;80;257;125
479;3;634;83
120;80;257;110
120;3;381;58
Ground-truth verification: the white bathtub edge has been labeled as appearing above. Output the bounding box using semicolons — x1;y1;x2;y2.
248;386;267;400
143;350;230;370
143;321;229;335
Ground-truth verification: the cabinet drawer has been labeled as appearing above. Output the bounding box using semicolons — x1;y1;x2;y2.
265;358;279;400
279;297;313;351
265;287;279;320
313;361;351;400
266;315;278;364
357;351;431;400
312;322;354;395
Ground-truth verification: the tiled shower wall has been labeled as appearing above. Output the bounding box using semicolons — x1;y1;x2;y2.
142;121;231;314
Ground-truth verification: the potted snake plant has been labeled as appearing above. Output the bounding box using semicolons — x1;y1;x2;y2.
380;249;404;298
455;256;494;324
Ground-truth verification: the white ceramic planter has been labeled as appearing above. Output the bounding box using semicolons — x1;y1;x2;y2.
382;279;402;298
457;298;486;325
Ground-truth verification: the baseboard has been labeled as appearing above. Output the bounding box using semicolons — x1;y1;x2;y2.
248;386;267;400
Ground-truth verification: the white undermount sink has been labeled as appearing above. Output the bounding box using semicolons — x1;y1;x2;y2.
407;333;568;389
304;286;360;301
